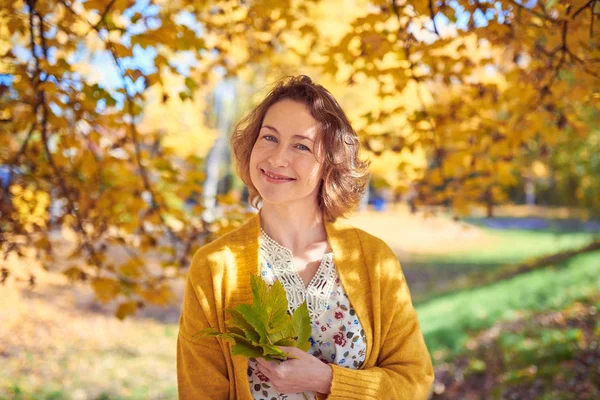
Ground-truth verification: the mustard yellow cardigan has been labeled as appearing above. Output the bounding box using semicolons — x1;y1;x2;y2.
177;214;434;399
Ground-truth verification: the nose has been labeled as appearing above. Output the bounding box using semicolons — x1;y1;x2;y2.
267;145;290;168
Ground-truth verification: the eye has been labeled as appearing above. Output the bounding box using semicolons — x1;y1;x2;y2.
262;135;278;142
295;144;310;152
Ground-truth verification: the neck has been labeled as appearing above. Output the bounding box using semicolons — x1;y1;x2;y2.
259;201;327;254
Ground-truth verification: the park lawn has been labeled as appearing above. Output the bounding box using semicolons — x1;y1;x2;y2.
0;312;179;400
417;249;600;362
409;228;596;265
432;292;600;399
405;229;598;303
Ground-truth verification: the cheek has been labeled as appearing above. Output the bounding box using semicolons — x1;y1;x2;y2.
250;140;269;161
249;144;261;168
303;163;323;185
249;146;261;184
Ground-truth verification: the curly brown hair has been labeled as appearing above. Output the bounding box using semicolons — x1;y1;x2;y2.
230;75;370;221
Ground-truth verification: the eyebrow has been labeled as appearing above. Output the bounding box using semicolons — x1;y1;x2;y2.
262;125;315;142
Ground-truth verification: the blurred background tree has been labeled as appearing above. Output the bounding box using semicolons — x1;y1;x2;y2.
1;0;598;310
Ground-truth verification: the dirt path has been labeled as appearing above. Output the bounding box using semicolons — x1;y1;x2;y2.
346;206;489;257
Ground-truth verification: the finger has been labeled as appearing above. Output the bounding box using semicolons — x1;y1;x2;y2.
256;357;277;371
256;357;269;367
279;346;302;358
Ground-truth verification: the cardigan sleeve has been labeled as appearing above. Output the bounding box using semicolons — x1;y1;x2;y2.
177;273;230;399
318;238;434;400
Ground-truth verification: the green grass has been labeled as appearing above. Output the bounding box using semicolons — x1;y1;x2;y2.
410;229;596;265
0;385;66;400
416;249;600;361
434;293;600;398
0;315;179;400
499;327;583;380
406;229;598;303
0;383;178;400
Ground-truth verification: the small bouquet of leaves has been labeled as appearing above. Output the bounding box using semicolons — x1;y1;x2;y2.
196;274;312;361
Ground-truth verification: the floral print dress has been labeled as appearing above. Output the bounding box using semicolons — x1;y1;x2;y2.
247;229;367;400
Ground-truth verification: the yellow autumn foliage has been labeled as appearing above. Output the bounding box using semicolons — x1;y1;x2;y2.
1;0;598;314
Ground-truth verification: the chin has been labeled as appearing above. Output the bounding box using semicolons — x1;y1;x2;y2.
258;193;291;206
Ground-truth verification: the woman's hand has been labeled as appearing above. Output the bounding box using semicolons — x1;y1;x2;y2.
256;346;333;395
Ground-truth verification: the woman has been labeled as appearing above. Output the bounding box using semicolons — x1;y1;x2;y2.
177;75;434;399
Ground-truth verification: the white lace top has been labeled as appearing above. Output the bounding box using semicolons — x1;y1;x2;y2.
247;230;367;400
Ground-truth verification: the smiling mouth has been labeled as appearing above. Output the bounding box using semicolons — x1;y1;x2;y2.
261;169;295;181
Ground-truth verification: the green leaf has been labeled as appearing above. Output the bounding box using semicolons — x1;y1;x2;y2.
267;321;292;345
250;274;268;310
223;331;254;345
227;326;247;338
261;343;289;358
227;309;261;343
193;327;223;339
265;279;290;334
292;302;312;351
237;303;268;342
273;338;296;346
231;341;265;359
193;274;312;360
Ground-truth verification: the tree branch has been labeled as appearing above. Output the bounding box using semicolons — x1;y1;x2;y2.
567;49;600;79
57;0;96;31
56;0;181;261
429;0;440;36
591;0;597;39
506;0;557;23
27;0;103;272
571;0;594;19
7;121;38;190
83;0;118;37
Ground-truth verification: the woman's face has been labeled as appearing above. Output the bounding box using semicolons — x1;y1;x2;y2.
249;99;323;209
